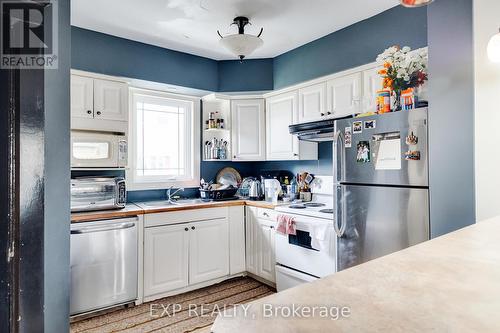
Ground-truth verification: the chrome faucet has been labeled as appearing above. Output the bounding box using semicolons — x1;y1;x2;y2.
167;186;184;203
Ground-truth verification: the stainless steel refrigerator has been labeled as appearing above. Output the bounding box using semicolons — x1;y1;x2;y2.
333;108;429;271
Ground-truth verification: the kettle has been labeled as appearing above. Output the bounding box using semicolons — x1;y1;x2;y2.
248;179;262;201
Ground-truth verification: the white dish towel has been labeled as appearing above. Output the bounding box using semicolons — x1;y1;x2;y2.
293;220;331;252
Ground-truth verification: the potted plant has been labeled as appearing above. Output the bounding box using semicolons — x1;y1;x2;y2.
376;46;428;111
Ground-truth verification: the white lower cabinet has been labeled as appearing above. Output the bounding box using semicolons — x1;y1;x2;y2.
246;207;276;283
189;218;229;285
144;223;189;297
143;208;243;299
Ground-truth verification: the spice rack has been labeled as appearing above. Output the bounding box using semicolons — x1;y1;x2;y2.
201;94;232;162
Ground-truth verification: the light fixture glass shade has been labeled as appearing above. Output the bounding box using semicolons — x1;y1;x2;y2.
219;34;263;59
487;32;500;63
400;0;434;7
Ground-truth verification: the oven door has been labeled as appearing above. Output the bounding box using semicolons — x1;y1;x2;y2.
71;131;126;168
275;215;336;278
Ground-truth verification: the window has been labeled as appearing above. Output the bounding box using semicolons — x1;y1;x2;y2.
128;89;200;190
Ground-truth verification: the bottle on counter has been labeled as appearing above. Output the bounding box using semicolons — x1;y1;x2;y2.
290;177;298;199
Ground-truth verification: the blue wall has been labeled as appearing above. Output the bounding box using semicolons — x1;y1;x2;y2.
72;27;219;92
218;59;273;92
45;0;71;331
427;0;475;237
273;5;428;89
71;27;274;93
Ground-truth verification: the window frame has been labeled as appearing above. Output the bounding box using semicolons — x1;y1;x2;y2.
127;87;200;190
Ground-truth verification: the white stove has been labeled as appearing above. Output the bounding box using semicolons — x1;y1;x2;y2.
273;176;336;292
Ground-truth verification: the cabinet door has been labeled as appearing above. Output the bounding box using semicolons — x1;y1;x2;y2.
326;72;362;118
362;67;383;113
189;218;229;285
298;82;327;123
231;99;266;161
266;91;299;160
144;224;189;297
245;207;258;275
71;75;94;119
229;206;246;275
93;79;128;122
257;220;276;283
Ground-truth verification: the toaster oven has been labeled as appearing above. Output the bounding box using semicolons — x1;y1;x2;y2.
71;177;126;212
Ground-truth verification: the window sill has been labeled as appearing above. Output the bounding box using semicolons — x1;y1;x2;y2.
126;179;200;191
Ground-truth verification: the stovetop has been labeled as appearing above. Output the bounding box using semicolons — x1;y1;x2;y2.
275;200;334;220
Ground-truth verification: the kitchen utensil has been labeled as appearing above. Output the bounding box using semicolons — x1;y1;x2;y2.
216;167;242;187
248;179;262;201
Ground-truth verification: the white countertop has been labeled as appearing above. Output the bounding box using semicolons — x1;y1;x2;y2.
212;217;500;332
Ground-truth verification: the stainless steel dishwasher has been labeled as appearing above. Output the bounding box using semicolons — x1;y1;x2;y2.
70;217;138;315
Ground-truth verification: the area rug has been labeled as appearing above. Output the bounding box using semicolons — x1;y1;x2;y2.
70;277;274;333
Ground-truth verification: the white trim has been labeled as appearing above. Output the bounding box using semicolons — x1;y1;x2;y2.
71;69;131;84
126;88;200;191
262;46;428;98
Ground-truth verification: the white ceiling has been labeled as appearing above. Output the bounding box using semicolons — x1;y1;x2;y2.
71;0;399;60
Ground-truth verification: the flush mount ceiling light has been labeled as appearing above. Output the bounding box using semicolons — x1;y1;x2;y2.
217;16;263;62
487;28;500;63
400;0;434;7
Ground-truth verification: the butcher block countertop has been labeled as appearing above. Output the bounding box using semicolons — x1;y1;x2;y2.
70;199;286;222
212;217;500;333
71;203;144;223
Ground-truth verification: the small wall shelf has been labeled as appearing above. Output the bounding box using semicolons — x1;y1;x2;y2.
202;94;232;162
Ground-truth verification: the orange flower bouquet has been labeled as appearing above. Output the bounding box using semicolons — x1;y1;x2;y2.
376;46;428;110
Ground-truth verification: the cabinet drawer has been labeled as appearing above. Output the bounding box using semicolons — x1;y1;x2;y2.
257;208;278;223
145;207;228;228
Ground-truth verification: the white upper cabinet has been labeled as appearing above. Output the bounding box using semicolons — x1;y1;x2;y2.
93;79;128;122
266;91;298;160
362;66;383;114
231;99;266;161
266;91;318;161
189;218;229;285
71;75;94;119
298;82;327;123
326;72;362;118
70;72;128;133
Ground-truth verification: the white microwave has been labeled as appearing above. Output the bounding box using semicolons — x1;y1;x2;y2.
71;131;127;168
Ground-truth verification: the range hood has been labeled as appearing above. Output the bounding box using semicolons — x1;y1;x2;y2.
288;118;338;142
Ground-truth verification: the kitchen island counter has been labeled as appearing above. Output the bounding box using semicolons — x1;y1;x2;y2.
212;217;500;332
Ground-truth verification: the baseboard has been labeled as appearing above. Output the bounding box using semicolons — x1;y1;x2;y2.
142;272;247;303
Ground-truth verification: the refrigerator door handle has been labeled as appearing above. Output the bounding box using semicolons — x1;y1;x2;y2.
333;130;346;184
334;185;346;238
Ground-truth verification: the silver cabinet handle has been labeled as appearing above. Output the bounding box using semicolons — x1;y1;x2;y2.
86;110;92;114
96;111;102;115
71;222;135;234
